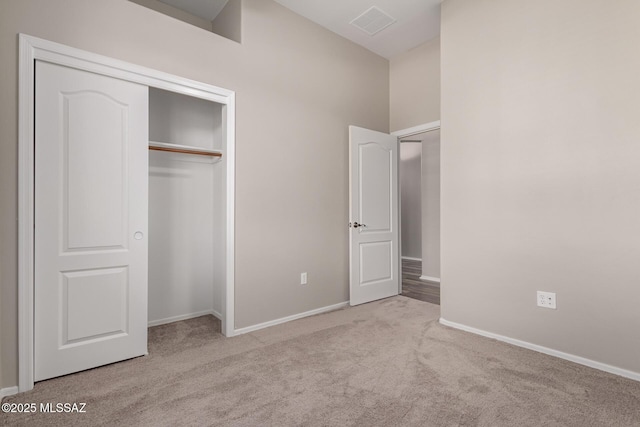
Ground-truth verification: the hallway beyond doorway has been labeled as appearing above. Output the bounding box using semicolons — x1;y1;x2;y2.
401;259;440;305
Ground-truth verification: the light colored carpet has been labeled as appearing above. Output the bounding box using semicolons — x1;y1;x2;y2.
2;296;640;426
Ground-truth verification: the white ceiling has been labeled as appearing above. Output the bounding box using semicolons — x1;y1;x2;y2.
273;0;442;59
159;0;229;22
158;0;441;59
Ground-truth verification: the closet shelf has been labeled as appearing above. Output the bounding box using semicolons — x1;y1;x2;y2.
149;141;222;157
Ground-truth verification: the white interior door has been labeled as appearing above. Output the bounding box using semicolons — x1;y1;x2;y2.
349;126;399;305
35;61;148;381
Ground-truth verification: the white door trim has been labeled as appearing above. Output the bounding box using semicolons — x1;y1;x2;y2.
18;34;236;393
391;120;441;138
391;121;441;294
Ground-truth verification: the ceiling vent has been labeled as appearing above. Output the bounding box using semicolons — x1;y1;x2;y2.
350;6;396;36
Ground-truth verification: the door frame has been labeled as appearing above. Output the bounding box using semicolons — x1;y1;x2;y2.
391;120;441;294
18;34;236;392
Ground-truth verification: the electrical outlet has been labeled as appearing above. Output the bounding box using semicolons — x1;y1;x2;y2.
537;291;556;309
300;272;308;285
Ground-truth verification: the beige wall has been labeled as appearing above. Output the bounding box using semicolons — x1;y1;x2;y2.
441;0;640;374
421;130;440;279
390;37;440;132
400;143;422;259
0;0;388;389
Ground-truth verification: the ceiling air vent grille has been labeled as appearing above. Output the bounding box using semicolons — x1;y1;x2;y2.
350;6;396;36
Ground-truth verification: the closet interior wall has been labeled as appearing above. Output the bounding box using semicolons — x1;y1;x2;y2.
148;88;225;326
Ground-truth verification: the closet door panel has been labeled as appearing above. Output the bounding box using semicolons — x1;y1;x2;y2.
35;61;148;381
62;267;129;342
64;91;128;250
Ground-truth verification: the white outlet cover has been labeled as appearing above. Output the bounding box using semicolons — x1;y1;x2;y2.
537;291;557;309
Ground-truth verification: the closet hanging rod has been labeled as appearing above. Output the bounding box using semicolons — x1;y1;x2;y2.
149;141;222;158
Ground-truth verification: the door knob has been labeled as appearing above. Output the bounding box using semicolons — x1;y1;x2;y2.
351;222;366;228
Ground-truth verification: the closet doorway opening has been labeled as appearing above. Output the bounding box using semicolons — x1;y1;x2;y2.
148;88;227;329
395;123;441;305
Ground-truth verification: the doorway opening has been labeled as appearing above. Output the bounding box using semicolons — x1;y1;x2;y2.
396;124;441;305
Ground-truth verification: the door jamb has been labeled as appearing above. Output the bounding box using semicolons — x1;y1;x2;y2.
18;34;236;392
391;120;441;294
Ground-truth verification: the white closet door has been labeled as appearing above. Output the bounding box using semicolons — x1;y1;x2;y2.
35;61;148;381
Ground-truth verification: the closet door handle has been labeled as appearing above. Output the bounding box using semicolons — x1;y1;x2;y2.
134;231;144;240
351;222;366;229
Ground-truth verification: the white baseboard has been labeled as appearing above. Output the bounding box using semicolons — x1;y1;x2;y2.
420;275;441;283
148;310;216;327
439;318;640;382
234;301;350;336
1;386;19;398
401;256;422;262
